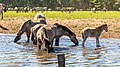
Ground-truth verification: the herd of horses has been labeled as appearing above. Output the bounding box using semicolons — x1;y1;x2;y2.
0;3;108;52
13;13;108;53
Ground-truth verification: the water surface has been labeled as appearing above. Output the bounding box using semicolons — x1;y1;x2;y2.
0;34;120;67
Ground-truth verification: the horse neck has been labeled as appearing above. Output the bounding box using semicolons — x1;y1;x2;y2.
19;22;36;32
32;22;40;26
52;27;63;37
96;26;104;34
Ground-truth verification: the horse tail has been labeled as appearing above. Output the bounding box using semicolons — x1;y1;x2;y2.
42;27;50;44
42;28;51;51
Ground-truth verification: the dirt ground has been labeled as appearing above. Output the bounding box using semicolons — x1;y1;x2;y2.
0;17;120;39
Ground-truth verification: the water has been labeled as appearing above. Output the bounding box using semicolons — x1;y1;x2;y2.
0;34;120;67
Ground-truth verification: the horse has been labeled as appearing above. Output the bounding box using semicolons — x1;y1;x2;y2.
81;24;108;47
36;23;78;52
14;19;46;42
34;13;46;21
14;12;47;42
0;3;7;20
31;24;46;44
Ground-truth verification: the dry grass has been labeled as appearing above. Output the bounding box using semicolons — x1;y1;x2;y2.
0;17;120;39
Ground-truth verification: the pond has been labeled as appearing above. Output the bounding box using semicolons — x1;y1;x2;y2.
0;34;120;67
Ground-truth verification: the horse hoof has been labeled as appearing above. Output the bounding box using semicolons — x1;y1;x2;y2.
96;45;101;47
82;46;85;48
48;48;55;53
70;45;78;47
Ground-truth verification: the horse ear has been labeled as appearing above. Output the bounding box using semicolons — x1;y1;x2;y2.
104;24;107;26
54;23;60;28
54;23;59;25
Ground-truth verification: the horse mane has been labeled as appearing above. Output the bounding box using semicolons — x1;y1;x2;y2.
22;19;31;26
40;20;46;24
54;23;75;35
19;19;32;31
96;24;107;29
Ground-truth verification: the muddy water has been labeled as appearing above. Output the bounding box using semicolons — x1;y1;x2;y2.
0;34;120;67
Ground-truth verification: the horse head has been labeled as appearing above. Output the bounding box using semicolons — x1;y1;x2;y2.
14;31;22;42
98;24;108;32
102;24;108;32
34;13;46;21
54;23;78;46
14;20;33;42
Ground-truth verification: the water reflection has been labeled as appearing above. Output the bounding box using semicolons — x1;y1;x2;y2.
36;49;57;65
82;47;101;60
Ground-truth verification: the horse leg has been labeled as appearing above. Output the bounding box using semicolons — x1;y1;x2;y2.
31;32;34;41
44;39;51;53
51;39;54;47
96;37;100;47
50;39;55;52
55;38;60;46
26;31;30;43
82;37;87;47
1;12;3;20
31;32;37;44
37;38;42;49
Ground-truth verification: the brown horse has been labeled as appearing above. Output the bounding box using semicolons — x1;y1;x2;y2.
14;19;46;42
14;12;46;42
36;23;78;52
31;24;46;44
81;24;108;47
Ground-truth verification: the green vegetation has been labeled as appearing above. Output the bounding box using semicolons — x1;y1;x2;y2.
4;11;120;19
1;0;120;10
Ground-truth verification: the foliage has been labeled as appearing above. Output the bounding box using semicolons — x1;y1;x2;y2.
0;0;120;10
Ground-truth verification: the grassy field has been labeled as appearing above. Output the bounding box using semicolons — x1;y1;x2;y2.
4;11;120;19
1;11;120;39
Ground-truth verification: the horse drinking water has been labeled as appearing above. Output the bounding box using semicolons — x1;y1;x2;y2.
14;20;44;42
36;23;78;52
81;24;108;47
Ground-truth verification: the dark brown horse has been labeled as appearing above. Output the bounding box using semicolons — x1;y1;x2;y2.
14;19;46;42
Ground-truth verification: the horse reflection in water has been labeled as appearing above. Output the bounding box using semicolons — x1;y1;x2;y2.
36;23;78;52
82;47;101;60
82;24;108;47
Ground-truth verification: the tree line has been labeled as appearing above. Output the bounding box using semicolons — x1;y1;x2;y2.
0;0;120;11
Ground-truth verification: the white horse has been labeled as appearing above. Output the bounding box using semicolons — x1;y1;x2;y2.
81;24;108;47
34;13;46;21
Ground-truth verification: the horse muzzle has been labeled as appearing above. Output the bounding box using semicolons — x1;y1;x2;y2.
71;37;79;46
74;40;79;46
14;36;21;42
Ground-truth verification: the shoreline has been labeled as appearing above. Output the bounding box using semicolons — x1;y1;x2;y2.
0;17;120;39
